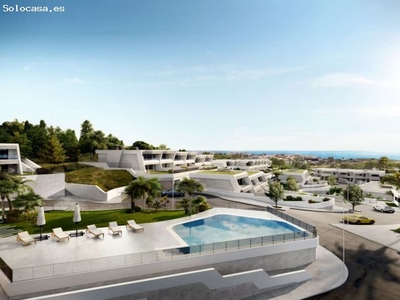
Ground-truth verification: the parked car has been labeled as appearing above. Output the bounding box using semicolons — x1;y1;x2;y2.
342;214;375;225
373;204;395;213
161;189;185;197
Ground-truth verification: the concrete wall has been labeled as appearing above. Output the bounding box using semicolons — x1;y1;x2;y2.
205;190;335;210
24;174;65;198
65;184;125;201
1;238;317;298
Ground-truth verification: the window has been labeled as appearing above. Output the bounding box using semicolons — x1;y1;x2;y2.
0;150;8;159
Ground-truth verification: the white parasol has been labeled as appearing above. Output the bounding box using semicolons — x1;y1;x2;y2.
37;206;46;240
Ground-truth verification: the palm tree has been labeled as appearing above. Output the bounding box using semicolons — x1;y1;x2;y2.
13;191;44;212
192;195;210;213
176;178;204;216
0;172;32;220
381;172;400;189
123;176;162;210
176;197;190;215
0;180;16;222
149;196;169;212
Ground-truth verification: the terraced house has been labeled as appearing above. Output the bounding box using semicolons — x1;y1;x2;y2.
313;168;385;184
0;143;39;174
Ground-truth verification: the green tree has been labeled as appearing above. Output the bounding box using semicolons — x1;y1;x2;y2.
79;120;96;156
26;120;49;159
41;134;67;164
326;176;337;187
286;176;299;191
381;172;400;189
1;120;33;157
10;132;32;158
79;120;108;156
106;134;124;150
192;195;210;213
268;181;284;208
131;141;153;150
270;157;286;168
57;128;80;162
176;178;205;216
123;176;162;210
378;156;390;170
0;173;32;220
343;184;364;211
80;120;94;136
155;144;170;150
13;191;43;212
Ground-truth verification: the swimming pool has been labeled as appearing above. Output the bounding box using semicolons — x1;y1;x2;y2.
172;214;306;246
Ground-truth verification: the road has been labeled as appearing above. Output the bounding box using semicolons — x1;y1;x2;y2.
283;205;400;300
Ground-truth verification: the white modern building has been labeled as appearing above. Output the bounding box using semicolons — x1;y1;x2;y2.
0;143;39;174
92;150;274;194
190;170;271;194
212;159;271;171
313;168;385;184
279;169;311;186
95;149;214;173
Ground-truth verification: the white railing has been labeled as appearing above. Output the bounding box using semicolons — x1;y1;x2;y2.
2;230;315;283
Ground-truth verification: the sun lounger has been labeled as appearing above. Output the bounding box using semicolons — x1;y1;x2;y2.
16;231;36;246
86;225;104;238
108;222;122;235
52;227;70;242
126;220;144;232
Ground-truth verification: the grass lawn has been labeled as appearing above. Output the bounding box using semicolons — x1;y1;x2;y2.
1;210;186;234
246;171;262;175
199;170;243;175
65;168;134;191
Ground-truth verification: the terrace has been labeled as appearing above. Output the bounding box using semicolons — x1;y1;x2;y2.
0;208;318;299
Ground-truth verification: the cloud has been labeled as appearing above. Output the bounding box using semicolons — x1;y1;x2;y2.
63;77;85;84
309;72;381;88
141;65;305;87
355;106;400;119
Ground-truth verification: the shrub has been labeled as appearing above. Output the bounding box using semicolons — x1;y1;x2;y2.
308;199;318;204
20;210;38;224
5;210;22;223
198;203;211;212
295;196;303;201
133;205;143;212
323;197;331;202
286;195;294;201
36;167;52;174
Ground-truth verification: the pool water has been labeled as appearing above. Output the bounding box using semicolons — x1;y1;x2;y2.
172;214;305;246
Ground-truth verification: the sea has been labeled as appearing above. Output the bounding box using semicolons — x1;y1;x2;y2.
204;150;400;160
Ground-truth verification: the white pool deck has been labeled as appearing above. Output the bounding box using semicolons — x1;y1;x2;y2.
0;208;347;299
0;208;290;269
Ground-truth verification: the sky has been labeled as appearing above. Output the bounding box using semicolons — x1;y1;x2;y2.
1;0;400;151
